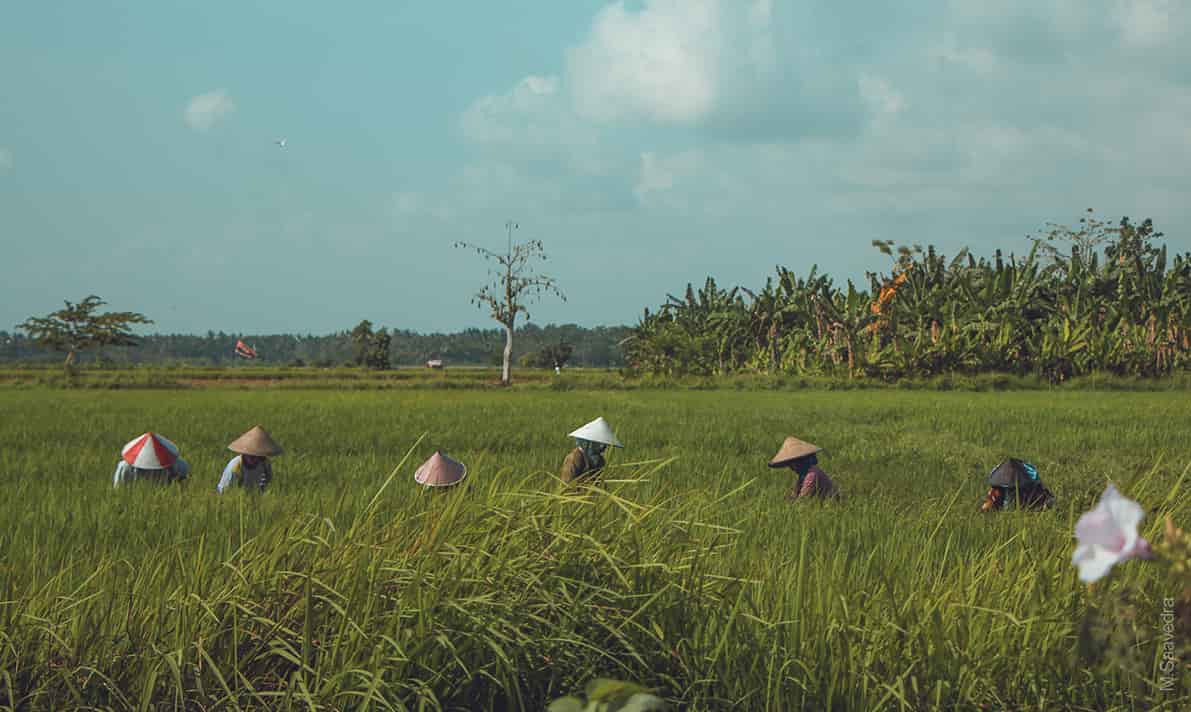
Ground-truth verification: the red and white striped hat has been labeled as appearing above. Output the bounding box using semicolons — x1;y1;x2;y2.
121;432;180;469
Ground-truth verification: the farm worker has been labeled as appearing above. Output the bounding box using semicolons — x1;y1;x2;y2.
113;432;190;487
217;425;283;494
413;451;468;489
560;417;623;485
979;458;1055;512
768;436;839;500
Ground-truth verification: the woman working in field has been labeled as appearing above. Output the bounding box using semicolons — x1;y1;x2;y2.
768;436;839;500
217;425;283;494
979;458;1056;512
113;432;190;487
560;417;622;485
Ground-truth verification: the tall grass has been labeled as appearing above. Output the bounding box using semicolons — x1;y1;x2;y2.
0;389;1188;709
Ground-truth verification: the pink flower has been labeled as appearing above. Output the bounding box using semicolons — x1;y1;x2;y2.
1072;483;1154;583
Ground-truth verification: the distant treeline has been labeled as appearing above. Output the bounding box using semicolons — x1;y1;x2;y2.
0;323;631;368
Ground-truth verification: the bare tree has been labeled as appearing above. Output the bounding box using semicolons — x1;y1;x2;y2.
455;221;565;385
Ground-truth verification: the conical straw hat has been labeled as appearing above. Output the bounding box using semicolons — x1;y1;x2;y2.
768;436;822;467
567;417;623;448
414;451;468;487
121;432;179;469
227;425;284;457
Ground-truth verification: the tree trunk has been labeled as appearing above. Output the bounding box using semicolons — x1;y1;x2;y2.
501;323;513;385
770;324;781;373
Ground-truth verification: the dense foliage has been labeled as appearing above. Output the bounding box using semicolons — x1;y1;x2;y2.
521;338;575;370
0;323;631;368
349;320;393;370
625;212;1191;382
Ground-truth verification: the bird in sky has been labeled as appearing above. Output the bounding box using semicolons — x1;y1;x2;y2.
275;138;287;148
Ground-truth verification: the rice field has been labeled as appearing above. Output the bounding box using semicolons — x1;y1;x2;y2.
0;387;1188;710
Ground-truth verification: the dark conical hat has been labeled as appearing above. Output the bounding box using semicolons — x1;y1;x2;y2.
227;426;284;457
988;458;1039;487
768;436;822;467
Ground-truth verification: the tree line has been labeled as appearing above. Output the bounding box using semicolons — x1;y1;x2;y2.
0;323;631;368
7;220;589;382
623;211;1191;382
12;212;1191;382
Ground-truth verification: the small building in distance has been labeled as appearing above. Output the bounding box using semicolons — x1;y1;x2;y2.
426;359;444;369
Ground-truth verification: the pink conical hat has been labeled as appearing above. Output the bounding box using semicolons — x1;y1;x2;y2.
413;451;468;488
121;432;179;469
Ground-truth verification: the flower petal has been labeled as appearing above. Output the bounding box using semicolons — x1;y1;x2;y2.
1071;483;1152;583
1074;506;1125;551
1103;483;1145;550
1072;544;1122;583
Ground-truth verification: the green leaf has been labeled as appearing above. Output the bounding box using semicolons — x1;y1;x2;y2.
614;693;670;712
586;678;647;703
547;696;586;712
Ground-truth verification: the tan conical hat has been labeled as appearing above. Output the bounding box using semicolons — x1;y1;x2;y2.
414;451;468;488
768;436;822;467
227;425;284;457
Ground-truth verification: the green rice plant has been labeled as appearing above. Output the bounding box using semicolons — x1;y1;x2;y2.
0;389;1188;709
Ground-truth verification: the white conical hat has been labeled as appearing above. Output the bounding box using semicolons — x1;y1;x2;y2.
413;451;468;488
121;432;179;469
567;417;623;448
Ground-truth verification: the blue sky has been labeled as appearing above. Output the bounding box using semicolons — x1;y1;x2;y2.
3;1;1190;334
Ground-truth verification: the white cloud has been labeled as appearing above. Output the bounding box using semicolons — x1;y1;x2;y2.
458;73;612;176
559;1;873;140
1114;0;1175;47
0;148;11;172
184;90;235;132
939;0;1189;68
438;0;1191;272
461;0;865;161
459;75;565;144
566;0;723;124
562;0;793;126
